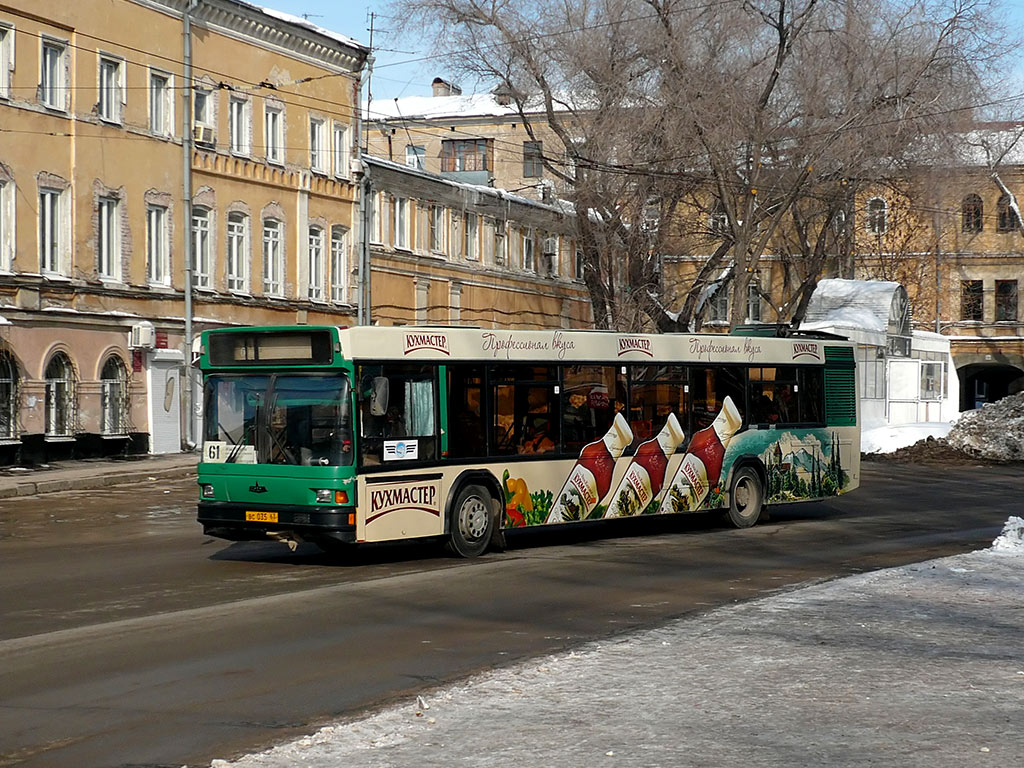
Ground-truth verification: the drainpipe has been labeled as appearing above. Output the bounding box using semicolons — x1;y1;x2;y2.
182;0;197;449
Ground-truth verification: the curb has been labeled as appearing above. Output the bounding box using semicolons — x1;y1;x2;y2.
0;466;196;499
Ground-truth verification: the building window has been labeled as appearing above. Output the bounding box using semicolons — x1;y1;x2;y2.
0;179;13;272
146;204;169;286
429;204;445;253
149;71;173;136
522;228;535;272
961;194;983;233
0;25;12;100
708;285;729;323
310;118;326;172
575;249;584;280
996;280;1018;322
100;356;128;435
440;138;491;172
39;189;64;275
333;123;350;177
97;56;123;123
523;141;543;178
406;144;426;170
747;278;762;322
193;87;214;145
710;200;728;235
960;279;983;322
229;97;250;155
866;197;887;234
191;208;211;289
226;213;248;291
265;105;284;164
262;218;283;296
97;196;121;281
330;226;348;303
44;352;75;437
41;40;67;111
494;219;507;266
996;194;1019;232
394;197;409;249
465;212;478;260
308;226;324;300
0;349;17;439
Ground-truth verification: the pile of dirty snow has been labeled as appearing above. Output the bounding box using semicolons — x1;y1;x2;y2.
991;516;1024;554
946;392;1024;462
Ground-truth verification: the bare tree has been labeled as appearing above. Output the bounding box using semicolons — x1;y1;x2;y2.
386;0;1015;331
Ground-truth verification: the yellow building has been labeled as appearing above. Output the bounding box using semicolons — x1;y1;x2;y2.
0;0;367;461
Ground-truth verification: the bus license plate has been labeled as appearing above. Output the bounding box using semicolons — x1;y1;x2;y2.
245;511;278;523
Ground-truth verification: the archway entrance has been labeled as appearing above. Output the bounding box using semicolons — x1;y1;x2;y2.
958;363;1024;411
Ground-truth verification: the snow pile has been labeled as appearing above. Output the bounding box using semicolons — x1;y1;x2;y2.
946;392;1024;462
992;516;1024;554
861;422;951;454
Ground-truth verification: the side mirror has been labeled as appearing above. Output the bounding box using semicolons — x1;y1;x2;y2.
370;376;389;416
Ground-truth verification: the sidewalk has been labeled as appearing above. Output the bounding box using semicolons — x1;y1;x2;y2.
0;452;197;498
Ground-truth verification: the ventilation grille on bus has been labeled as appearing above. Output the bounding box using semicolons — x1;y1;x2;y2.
824;346;856;426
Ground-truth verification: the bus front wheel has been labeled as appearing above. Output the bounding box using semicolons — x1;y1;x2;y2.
446;484;494;558
726;467;763;528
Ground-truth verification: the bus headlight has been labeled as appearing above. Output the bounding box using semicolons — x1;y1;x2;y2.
315;489;333;503
200;483;215;499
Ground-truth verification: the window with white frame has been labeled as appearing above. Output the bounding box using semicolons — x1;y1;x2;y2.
708;285;729;323
406;144;426;170
575;249;584;280
310;118;326;172
866;197;887;235
100;356;128;435
394;197;409;249
149;71;173;136
307;226;324;300
193;87;212;126
229;97;250;155
522;228;535;272
330;226;348;303
746;277;762;322
191;208;211;288
146;204;169;285
430;204;445;253
0;25;12;100
333;122;350;177
262;218;283;296
39;188;64;274
482;218;494;263
0;180;13;272
265;104;284;164
98;56;123;123
369;192;382;244
97;196;121;281
226;213;248;291
40;39;67;111
464;212;478;260
45;352;76;437
494;219;506;266
0;349;17;439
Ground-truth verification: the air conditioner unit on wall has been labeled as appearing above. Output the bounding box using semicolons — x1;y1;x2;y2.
130;323;155;349
193;125;215;146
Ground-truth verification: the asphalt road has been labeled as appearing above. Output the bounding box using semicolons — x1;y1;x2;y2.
1;460;1020;768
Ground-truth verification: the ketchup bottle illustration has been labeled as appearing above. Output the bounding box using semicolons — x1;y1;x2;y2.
602;413;685;518
664;396;742;513
546;413;633;523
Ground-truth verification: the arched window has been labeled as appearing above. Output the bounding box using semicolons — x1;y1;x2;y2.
996;194;1019;233
866;197;887;235
961;194;983;233
100;356;128;435
0;350;18;439
45;352;76;437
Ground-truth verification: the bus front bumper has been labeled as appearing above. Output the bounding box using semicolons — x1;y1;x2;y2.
198;501;357;546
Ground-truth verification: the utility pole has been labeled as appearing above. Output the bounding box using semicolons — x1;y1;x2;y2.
357;13;376;325
182;0;197;450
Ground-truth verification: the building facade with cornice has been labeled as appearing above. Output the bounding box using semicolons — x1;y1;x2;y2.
0;0;368;462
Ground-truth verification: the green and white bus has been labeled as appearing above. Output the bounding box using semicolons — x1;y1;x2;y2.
197;325;859;557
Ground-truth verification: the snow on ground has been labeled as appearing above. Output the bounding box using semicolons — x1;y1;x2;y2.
211;518;1024;768
861;421;952;454
947;392;1024;462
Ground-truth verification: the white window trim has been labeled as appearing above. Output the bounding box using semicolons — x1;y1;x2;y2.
146;204;170;287
264;104;284;165
229;96;251;156
0;23;14;101
406;144;425;170
226;213;249;292
464;212;478;261
40;37;68;112
430;204;446;255
333;122;350;178
330;226;349;303
97;196;121;282
193;85;215;128
191;208;212;289
866;197;888;235
310;117;327;174
97;54;125;124
0;179;14;272
148;69;174;138
394;197;410;251
521;227;535;272
307;226;325;300
39;188;69;276
262;218;284;296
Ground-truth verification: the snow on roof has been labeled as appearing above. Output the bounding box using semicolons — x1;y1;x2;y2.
368;91;576;121
239;2;368;52
800;278;902;334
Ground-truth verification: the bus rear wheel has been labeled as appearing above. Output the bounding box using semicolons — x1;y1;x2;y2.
446;484;494;558
726;467;763;528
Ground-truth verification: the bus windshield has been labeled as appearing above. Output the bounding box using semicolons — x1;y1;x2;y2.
203;373;353;466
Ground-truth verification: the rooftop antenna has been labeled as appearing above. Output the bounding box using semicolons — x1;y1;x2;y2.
301;13;323;21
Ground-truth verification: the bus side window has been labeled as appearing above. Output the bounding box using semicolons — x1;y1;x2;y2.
448;366;486;459
691;366;746;431
799;368;824;424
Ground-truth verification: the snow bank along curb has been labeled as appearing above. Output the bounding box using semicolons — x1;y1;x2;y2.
212;518;1024;768
946;392;1024;462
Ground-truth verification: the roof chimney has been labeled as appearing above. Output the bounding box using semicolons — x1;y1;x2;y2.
492;83;513;106
432;77;462;97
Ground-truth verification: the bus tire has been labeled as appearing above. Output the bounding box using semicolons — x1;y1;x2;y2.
446;484;494;558
726;466;763;529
